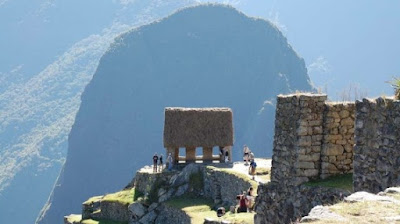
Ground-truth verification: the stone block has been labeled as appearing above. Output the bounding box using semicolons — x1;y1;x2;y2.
313;127;323;135
298;153;320;162
302;169;319;177
312;146;321;153
337;155;345;160
321;162;338;172
297;126;308;136
341;117;354;126
322;144;344;156
296;161;315;169
309;120;322;126
336;140;347;145
339;110;350;118
343;159;352;165
298;136;312;147
326;135;343;141
344;144;353;153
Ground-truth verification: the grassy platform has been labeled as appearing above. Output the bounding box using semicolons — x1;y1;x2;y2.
83;188;141;206
81;219;127;224
304;174;353;192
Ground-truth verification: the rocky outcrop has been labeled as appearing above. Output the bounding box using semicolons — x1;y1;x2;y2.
300;187;400;223
354;97;400;193
254;182;349;224
300;205;346;223
69;163;256;223
43;4;312;223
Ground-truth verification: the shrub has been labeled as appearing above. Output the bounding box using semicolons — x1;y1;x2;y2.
387;77;400;100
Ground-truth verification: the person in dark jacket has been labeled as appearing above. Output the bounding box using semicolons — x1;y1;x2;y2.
153;153;158;173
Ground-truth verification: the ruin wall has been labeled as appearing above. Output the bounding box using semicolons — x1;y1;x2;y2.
354;97;400;193
271;93;355;186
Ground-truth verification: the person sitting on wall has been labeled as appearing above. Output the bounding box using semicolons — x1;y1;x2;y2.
246;187;254;212
167;153;173;171
158;154;163;172
243;145;250;165
236;191;249;213
153;153;158;173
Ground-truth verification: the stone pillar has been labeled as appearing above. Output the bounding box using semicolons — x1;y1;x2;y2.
203;146;213;162
186;146;196;163
166;147;179;164
271;93;327;187
227;146;233;162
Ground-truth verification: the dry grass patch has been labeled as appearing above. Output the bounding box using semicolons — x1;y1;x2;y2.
309;200;400;224
166;196;254;224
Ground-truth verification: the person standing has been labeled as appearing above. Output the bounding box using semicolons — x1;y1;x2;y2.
153;153;158;173
243;145;250;165
159;154;163;172
224;147;229;163
167;153;173;171
249;159;257;179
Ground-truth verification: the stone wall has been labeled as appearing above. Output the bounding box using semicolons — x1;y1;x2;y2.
254;182;349;224
255;93;356;224
203;167;254;206
271;94;327;186
272;94;355;185
320;102;355;178
354;97;400;193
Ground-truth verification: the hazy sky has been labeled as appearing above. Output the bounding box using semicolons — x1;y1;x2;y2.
213;0;400;99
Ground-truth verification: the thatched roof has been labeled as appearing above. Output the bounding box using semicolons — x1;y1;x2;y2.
163;107;234;148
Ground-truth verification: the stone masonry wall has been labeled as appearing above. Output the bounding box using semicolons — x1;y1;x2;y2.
272;94;355;185
354;97;400;193
271;94;327;186
254;182;349;224
255;93;355;224
320;103;355;178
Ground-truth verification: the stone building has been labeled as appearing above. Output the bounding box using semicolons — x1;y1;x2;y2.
163;107;234;164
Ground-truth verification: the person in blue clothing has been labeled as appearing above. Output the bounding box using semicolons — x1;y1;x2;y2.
249;159;257;180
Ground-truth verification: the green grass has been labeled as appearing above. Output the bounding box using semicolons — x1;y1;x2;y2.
84;188;139;206
304;173;353;192
102;188;136;204
81;219;128;224
65;214;82;223
83;196;103;205
166;196;254;224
